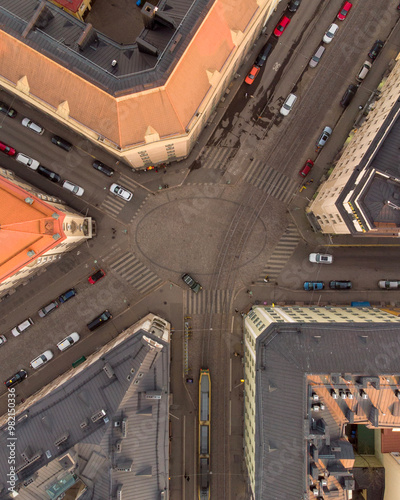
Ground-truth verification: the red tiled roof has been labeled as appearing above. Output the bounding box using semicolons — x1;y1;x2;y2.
381;428;400;453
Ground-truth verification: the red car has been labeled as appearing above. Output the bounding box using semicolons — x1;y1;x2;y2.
299;159;314;177
88;269;106;284
337;1;352;20
245;65;260;85
274;15;291;37
0;141;16;156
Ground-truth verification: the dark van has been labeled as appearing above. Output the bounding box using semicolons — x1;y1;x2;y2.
87;310;112;331
255;43;273;68
340;84;358;108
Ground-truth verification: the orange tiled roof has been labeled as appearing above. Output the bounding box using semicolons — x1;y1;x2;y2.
0;177;66;283
0;0;256;148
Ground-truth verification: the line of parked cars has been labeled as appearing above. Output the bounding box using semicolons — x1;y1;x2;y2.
3;270;108;387
304;281;352;291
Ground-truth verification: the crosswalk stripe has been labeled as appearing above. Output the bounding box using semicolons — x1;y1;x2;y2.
200;147;237;169
108;251;163;294
185;290;232;315
118;174;138;190
257;223;301;282
243;161;297;202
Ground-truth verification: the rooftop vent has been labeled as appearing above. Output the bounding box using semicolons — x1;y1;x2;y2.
121;418;128;438
54;432;69;447
360;389;368;399
113;460;133;472
115;440;123;453
117;485;123;499
80;419;89;429
91;409;107;423
331;389;338;399
103;362;115;378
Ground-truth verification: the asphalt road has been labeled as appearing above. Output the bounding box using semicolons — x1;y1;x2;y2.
1;1;400;499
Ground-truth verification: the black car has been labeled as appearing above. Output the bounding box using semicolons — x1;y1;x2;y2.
255;42;273;68
340;84;358;108
368;40;383;60
0;101;17;118
87;310;112;331
287;0;301;12
51;135;72;152
37;165;61;183
92;160;114;177
329;281;352;290
5;369;28;388
58;288;77;303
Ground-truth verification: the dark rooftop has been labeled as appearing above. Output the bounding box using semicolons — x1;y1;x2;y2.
0;0;210;95
254;322;400;500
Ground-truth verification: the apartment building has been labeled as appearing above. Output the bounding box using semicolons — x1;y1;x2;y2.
0;0;278;169
244;305;400;499
308;55;400;237
0;167;94;298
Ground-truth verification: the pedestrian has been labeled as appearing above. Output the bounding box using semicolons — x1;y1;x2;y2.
245;92;248;98
234;308;239;313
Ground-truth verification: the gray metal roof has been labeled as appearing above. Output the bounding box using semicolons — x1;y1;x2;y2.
253;322;400;500
336;99;400;233
0;0;210;95
0;328;170;500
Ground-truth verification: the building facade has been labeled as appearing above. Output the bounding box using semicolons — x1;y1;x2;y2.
0;167;94;298
244;305;400;499
0;0;279;170
307;54;400;236
49;0;92;21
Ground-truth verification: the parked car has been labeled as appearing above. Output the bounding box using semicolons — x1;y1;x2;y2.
62;180;84;196
0;141;16;156
304;281;324;291
182;273;202;293
21;117;44;135
110;183;133;201
92;160;114;176
88;269;106;284
16;152;40;170
299;159;314;177
0;335;7;347
57;332;80;351
287;0;301;12
329;281;352;289
4;369;28;388
316;126;332;149
0;101;17;118
37;165;61;183
309;46;325;68
38;300;59;318
280;93;297;116
368;40;384;60
323;23;339;43
378;280;400;289
356;60;372;82
11;318;34;337
309;253;333;264
255;42;273;68
274;15;291;37
340;84;358;108
245;65;260;85
337;1;352;20
30;350;53;369
51;135;72;152
87;310;112;331
58;288;77;304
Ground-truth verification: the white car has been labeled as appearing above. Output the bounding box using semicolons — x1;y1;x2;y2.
62;180;84;196
0;335;7;347
11;318;34;337
309;253;333;264
21;117;44;135
16;153;40;170
280;93;297;116
30;350;53;369
378;280;400;289
323;23;339;44
110;183;133;201
57;332;80;351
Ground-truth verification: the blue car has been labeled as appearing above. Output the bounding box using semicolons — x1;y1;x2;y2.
58;288;77;304
304;281;324;291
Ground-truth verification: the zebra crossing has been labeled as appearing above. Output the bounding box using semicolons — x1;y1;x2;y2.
100;174;137;217
103;249;163;295
243;160;297;203
199;146;237;170
256;223;301;282
185;289;232;315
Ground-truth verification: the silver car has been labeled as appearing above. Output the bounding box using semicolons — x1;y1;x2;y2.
316;126;332;149
21;117;44;135
110;183;133;201
62;180;84;197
